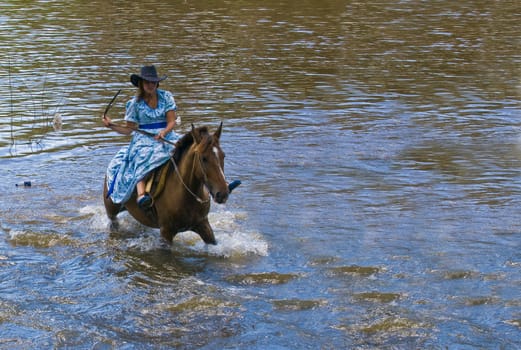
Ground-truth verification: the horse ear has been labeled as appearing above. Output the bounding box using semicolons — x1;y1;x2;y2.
214;122;223;140
191;123;201;144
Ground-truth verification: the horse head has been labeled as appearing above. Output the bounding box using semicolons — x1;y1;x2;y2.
188;123;229;204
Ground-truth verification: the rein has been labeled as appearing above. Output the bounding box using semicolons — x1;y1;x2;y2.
170;152;210;204
106;122;177;146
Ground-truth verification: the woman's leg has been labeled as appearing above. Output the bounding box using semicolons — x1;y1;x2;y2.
136;181;152;208
136;180;146;198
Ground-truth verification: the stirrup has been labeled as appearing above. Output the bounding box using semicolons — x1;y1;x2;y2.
137;194;153;209
228;180;241;193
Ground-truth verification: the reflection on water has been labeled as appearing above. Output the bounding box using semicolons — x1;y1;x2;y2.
1;0;520;348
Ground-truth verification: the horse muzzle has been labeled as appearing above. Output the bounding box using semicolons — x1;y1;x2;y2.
213;189;229;204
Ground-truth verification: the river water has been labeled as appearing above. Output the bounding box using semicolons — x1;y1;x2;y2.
1;1;520;349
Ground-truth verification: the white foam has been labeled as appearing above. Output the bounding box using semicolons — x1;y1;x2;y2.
79;205;110;231
80;205;151;234
175;231;269;258
8;229;28;240
80;205;268;258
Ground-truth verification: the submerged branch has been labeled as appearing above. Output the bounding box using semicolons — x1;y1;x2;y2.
6;63;65;155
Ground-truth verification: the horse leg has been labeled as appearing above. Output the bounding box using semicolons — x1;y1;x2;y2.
105;201;122;230
159;221;216;245
103;178;123;229
192;220;217;245
159;226;175;243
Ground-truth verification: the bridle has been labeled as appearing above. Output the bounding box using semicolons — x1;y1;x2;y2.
169;146;223;204
169;153;209;204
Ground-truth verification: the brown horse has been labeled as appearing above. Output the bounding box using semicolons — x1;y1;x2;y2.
103;123;229;245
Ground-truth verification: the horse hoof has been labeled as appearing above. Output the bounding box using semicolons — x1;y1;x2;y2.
109;220;119;231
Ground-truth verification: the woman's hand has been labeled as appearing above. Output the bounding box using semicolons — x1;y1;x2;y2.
155;110;177;140
102;114;112;127
102;116;136;136
155;130;167;140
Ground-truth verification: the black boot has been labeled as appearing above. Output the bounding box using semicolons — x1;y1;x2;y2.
137;194;153;209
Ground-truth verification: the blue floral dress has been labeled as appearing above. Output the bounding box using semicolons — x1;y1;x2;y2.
105;89;180;204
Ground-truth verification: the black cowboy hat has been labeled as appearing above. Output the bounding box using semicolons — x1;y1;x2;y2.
130;65;167;87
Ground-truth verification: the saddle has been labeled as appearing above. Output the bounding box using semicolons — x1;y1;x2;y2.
144;160;172;202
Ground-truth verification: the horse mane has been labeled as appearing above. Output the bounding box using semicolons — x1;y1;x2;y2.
172;126;210;164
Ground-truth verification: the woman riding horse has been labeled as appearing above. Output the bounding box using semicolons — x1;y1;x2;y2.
102;65;179;209
101;65;240;244
103;124;239;245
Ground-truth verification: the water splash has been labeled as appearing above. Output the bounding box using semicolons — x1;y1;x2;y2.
79;205;268;258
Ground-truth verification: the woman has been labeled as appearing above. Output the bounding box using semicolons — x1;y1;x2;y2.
102;65;179;209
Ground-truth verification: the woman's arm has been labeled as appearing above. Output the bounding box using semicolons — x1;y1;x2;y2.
102;114;137;135
156;110;177;139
